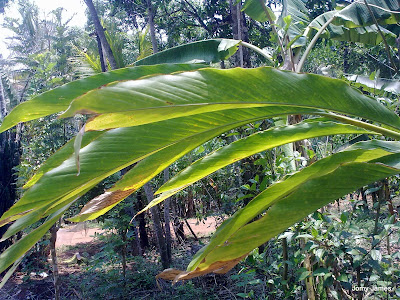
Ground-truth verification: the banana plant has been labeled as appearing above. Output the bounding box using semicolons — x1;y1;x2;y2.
244;0;399;71
0;1;399;285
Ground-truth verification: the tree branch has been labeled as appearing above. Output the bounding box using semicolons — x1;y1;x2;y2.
181;0;212;34
363;0;398;73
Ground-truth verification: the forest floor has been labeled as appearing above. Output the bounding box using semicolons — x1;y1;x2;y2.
0;217;225;300
56;216;220;248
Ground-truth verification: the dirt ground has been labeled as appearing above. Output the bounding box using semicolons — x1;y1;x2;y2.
55;217;221;248
0;216;222;300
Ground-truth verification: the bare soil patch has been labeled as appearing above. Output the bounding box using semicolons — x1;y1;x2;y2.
55;216;221;249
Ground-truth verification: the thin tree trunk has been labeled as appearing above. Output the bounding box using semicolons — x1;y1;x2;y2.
146;0;158;53
300;237;316;300
124;204;142;256
186;153;195;217
95;34;107;72
236;2;243;67
0;76;20;252
163;169;172;263
136;191;149;249
230;0;250;67
84;0;118;69
121;231;127;280
50;222;60;300
0;76;6;119
130;220;142;256
360;187;369;211
184;219;198;241
143;183;170;268
372;190;381;235
282;238;288;281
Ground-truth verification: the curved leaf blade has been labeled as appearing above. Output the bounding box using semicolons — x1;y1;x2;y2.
0;201;72;275
23;131;105;189
0;107;293;225
157;141;400;280
241;0;276;22
134;39;240;66
73;121;371;222
84;104;297;131
308;11;397;45
333;1;400;28
157;121;372;195
0;64;206;133
60;67;400;132
68;108;319;221
68;110;277;222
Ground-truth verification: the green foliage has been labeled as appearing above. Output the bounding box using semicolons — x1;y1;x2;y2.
2;42;400;284
0;0;399;294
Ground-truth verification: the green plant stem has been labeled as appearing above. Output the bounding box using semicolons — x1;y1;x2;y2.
296;15;336;72
324;112;400;140
363;0;398;73
240;41;273;64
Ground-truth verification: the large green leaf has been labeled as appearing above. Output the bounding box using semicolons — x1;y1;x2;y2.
68;109;290;222
0;201;73;276
58;67;400;134
241;0;309;47
242;0;309;26
307;11;397;45
241;0;276;23
0;64;206;133
143;120;372;212
0;107;301;226
2;62;400;281
69;120;368;222
156;121;371;196
157;141;400;281
84;104;286;131
23;131;104;189
134;39;241;66
3;66;399;228
278;0;310;45
332;0;400;28
243;0;400;49
1;39;242;133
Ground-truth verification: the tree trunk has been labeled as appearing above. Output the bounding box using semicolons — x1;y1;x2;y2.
129;219;142;256
84;0;118;69
186;153;195;217
50;222;60;300
163;169;172;263
372;190;381;235
0;76;6;119
300;237;316;300
282;237;288;281
143;183;170;268
146;0;158;53
123;203;142;256
236;2;243;67
186;189;195;218
135;191;149;249
0;77;20;252
230;0;250;68
95;34;107;72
